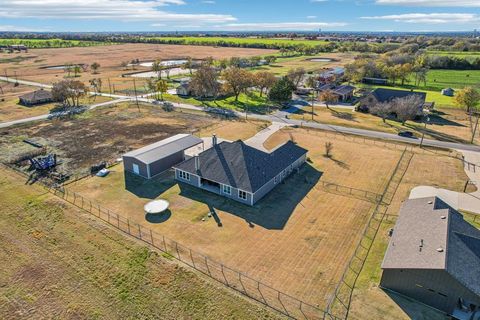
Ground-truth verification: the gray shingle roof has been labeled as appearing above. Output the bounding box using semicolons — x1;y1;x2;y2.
19;89;53;103
123;134;203;165
372;88;426;104
174;140;308;193
382;197;480;295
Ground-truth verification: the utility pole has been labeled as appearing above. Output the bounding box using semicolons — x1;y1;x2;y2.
107;78;112;94
133;78;140;112
420;112;430;148
311;90;316;121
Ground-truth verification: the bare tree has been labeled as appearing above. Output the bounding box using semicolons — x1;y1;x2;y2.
370;101;391;123
91;62;100;74
319;90;339;110
254;71;276;97
391;94;424;125
52;79;87;110
287;67;306;88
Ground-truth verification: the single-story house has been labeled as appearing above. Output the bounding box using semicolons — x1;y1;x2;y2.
123;134;203;179
173;137;308;206
442;88;455;97
381;197;480;318
175;80;222;98
318;67;345;84
358;88;428;113
19;89;53;106
318;84;355;102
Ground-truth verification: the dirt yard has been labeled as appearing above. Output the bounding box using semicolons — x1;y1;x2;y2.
0;103;264;176
0;167;283;320
68;127;406;310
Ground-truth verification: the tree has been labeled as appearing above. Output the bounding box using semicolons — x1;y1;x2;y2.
268;76;295;105
73;65;82;77
287;67;306;88
455;87;480;142
391;95;424;125
189;64;220;99
324;142;333;158
318;90;339;110
305;76;317;89
183;57;194;75
154;79;168;100
369;102;391;123
222;67;253;102
91;62;100;74
52;79;87;110
254;71;276;97
89;78;102;96
120;61;129;70
152;59;163;79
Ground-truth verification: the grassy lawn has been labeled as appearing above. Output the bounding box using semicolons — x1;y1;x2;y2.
290;105;479;144
413;69;480;91
0;167;282;320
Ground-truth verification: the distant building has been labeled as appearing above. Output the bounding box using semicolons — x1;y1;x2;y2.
362;77;388;85
381;197;480;318
318;67;345;83
359;88;427;113
173;137;308;206
19;89;53;106
442;88;455;97
122;134;203;179
317;84;355;102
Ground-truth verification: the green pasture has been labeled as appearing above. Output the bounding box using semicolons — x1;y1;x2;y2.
0;38;114;49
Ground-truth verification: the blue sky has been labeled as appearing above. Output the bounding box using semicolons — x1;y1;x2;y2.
1;0;480;32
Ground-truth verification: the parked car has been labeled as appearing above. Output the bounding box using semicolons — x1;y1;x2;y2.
398;131;415;138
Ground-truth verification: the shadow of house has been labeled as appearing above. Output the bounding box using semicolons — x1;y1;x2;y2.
178;163;322;230
383;290;449;320
124;170;176;199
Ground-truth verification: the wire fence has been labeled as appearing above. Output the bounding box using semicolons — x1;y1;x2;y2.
315;180;382;203
324;149;414;319
41;183;340;320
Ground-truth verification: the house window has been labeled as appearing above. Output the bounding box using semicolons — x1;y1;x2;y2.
238;190;247;200
178;170;190;181
222;185;231;195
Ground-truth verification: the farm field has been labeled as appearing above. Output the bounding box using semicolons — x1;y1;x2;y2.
427;50;480;59
411;69;480;91
68;126;405;311
291;105;480;144
0;167;282;320
0;38;113;48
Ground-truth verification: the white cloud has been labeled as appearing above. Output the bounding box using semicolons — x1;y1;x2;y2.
375;0;480;7
0;0;236;23
215;22;347;31
361;13;479;24
307;16;317;19
0;24;50;31
201;0;215;3
311;0;328;2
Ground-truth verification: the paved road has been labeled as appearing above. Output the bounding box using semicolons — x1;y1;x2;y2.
2;76;480;152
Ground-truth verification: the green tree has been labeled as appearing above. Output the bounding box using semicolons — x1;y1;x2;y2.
91;62;100;74
455;87;480;142
222;67;253;102
254;71;276;97
318;90;339;110
155;79;168;101
268;76;295;105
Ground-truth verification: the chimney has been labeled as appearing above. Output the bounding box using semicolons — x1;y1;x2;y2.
212;134;217;146
194;156;200;172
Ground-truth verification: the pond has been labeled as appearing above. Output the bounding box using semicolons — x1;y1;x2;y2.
137;60;189;68
308;58;333;62
129;68;191;78
42;64;85;70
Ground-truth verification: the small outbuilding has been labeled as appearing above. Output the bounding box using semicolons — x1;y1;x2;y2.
122;134;203;179
442;88;455;97
19;89;53;106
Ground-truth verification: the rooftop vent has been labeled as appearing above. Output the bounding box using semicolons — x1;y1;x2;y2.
441;216;446;220
428;201;433;204
437;248;444;253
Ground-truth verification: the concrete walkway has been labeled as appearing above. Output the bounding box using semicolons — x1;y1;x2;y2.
244;122;292;152
410;149;480;214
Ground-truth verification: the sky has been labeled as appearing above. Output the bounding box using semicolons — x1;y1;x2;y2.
1;0;480;33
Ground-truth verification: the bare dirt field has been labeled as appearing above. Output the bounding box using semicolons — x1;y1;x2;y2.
0;167;283;320
0;43;277;85
0;103;264;176
68;127;405;310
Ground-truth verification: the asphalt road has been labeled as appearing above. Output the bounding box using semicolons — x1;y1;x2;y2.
1;76;480;152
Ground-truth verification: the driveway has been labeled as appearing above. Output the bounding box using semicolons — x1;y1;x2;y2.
410;149;480;214
244;122;292;152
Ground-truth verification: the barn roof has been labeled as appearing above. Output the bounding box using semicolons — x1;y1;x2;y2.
123;134;203;165
382;197;480;296
174;140;307;193
19;89;53;103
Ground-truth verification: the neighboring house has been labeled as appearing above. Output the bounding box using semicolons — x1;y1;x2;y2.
123;134;203;179
317;84;355;102
442;88;455;97
176;82;191;96
381;197;480;318
358;88;428;113
19;89;53;106
318;67;345;84
173;137;308;206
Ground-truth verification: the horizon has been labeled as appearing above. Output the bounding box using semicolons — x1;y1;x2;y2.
1;0;480;33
